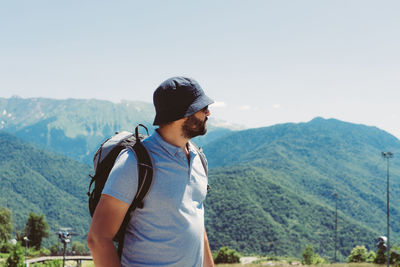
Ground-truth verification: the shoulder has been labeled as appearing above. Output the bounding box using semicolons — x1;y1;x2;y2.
109;147;139;179
115;147;138;166
109;147;140;179
102;148;139;204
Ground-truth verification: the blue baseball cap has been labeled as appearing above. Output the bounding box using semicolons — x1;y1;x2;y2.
153;76;214;125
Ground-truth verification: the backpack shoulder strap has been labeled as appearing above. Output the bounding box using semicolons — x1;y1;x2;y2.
191;142;210;194
117;124;153;258
190;141;208;176
131;140;153;208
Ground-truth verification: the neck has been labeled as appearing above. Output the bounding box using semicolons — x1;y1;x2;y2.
157;123;189;149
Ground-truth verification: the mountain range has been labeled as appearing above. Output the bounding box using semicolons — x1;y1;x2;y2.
0;96;240;164
204;117;400;258
1;97;400;259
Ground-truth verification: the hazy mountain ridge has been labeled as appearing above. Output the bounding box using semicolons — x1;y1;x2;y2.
0;96;239;163
204;117;400;258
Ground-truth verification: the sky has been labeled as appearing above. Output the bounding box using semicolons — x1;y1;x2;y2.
1;1;399;138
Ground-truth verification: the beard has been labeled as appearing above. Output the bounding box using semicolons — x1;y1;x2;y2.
181;114;208;139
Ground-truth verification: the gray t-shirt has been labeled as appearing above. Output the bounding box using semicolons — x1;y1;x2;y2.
102;131;208;267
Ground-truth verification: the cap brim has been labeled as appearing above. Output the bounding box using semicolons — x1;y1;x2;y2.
153;94;214;125
184;94;214;117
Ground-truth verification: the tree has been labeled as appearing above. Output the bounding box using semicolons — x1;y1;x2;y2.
0;207;12;249
5;242;25;267
72;241;88;255
375;246;387;264
301;245;328;265
214;247;241;264
24;212;49;250
347;245;368;263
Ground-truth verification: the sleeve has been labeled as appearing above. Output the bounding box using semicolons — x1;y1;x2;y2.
102;148;139;205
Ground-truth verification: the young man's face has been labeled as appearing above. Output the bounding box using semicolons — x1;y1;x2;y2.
181;106;210;139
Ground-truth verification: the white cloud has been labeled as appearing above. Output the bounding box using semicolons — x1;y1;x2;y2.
239;105;251;111
211;101;227;108
273;104;281;109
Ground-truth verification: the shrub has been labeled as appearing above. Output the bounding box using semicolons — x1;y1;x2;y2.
31;260;62;267
375;246;387;264
367;250;376;263
49;243;59;255
302;245;314;265
1;242;14;253
390;246;400;266
347;245;368;263
72;241;88;255
214;246;241;264
313;254;329;264
39;247;51;256
5;242;24;267
301;245;327;265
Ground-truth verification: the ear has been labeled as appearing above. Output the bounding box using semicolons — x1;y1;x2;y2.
160;118;185;129
175;117;187;126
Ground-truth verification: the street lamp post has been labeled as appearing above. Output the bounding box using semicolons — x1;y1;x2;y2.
334;192;338;263
23;236;29;267
382;151;393;267
23;237;29;258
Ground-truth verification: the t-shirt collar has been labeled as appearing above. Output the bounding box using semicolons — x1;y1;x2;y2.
153;129;187;157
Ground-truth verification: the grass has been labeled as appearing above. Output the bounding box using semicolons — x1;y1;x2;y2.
0;255;392;267
78;262;391;267
217;264;389;267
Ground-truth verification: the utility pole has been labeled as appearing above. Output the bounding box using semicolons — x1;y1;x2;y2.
334;192;338;263
382;151;393;267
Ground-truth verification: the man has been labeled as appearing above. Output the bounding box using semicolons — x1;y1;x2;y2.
87;76;215;267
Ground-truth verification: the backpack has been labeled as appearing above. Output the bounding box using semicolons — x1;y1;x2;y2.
87;124;209;258
87;124;153;258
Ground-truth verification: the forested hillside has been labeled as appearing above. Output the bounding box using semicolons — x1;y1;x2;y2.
2;108;400;259
0;131;91;245
0;97;238;164
206;165;378;259
204;118;400;259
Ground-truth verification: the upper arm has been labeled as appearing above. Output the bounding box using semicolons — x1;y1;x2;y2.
102;148;139;205
88;194;130;240
89;148;139;239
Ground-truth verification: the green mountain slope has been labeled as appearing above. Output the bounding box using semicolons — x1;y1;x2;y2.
206;165;378;259
0;131;91;245
204;118;400;258
0;97;238;164
3;110;399;259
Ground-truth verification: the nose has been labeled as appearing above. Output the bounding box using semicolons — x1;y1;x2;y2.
203;107;210;116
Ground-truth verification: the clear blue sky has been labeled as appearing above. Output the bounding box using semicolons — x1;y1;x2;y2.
1;1;399;138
